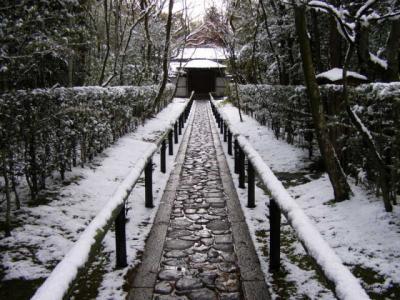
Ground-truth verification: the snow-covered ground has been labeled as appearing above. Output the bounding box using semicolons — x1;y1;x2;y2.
0;98;190;299
213;100;400;300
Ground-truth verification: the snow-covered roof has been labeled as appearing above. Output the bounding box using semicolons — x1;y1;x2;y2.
175;47;227;61
169;62;183;75
316;68;368;82
183;59;226;69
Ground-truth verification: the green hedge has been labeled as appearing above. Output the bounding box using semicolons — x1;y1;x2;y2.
0;84;174;202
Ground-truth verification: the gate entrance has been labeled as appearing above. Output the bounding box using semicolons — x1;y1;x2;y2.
188;69;216;95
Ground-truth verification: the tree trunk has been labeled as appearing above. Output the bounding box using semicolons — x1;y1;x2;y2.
259;0;284;84
355;22;386;81
141;0;153;79
98;0;111;85
286;37;296;84
152;0;174;110
294;4;351;202
311;10;323;72
8;158;21;210
28;135;38;201
249;6;261;83
355;23;371;77
2;155;12;237
384;19;400;81
227;12;243;122
342;45;393;212
329;0;342;68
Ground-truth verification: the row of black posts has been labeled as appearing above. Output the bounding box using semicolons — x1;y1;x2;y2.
209;100;281;272
115;97;194;268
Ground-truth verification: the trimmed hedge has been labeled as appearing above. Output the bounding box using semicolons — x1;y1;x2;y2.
0;84;174;202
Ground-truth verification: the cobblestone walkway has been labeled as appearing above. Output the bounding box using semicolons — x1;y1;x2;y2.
153;101;242;300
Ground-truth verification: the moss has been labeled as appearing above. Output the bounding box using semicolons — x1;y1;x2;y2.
352;265;400;300
0;278;45;300
70;246;110;300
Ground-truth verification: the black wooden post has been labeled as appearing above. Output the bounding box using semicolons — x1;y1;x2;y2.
248;160;255;208
185;104;190;121
228;131;232;155
238;146;245;189
115;204;127;268
145;158;154;208
220;119;224;134
174;122;178;144
269;198;281;272
161;139;166;173
234;139;239;174
217;113;221;128
168;130;173;155
178;116;182;135
223;123;227;142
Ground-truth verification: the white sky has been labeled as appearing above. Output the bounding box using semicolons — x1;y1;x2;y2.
172;0;226;22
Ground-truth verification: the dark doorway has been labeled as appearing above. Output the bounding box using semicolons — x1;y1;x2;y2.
188;69;215;95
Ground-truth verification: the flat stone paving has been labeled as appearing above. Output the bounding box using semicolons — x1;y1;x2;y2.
153;101;241;300
128;100;269;300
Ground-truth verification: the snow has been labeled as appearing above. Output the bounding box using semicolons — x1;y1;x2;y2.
0;98;191;299
235;136;369;300
183;59;226;69
358;81;400;98
369;53;388;70
210;95;307;173
174;47;227;61
31;144;158;300
210;98;400;299
355;0;377;19
348;105;386;172
316;68;368;82
169;61;185;74
308;1;355;42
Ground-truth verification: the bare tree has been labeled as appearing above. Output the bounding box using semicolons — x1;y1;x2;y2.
293;2;352;202
98;0;112;85
305;0;399;211
153;0;174;109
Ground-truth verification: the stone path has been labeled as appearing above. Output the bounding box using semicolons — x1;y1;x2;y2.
153;101;240;300
128;100;269;300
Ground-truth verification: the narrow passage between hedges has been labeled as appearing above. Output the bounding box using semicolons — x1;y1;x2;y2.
128;100;269;300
